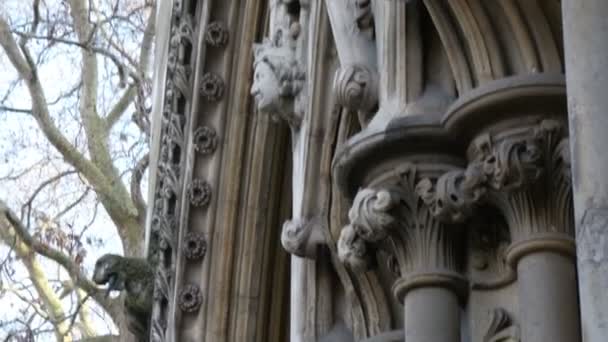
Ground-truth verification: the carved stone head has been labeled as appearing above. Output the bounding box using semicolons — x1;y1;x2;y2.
251;30;305;127
93;253;124;292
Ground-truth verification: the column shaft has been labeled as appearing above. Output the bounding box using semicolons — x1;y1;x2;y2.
563;1;608;340
517;251;580;342
404;287;460;342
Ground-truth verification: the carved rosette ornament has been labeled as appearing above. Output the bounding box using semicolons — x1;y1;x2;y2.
200;72;225;102
333;64;378;113
205;21;229;47
178;284;202;313
188;179;212;208
193;126;218;155
183;232;207;260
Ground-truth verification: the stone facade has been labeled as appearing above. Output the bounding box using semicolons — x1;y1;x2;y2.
145;0;608;341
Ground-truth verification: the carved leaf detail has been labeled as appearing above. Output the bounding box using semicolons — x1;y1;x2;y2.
338;224;370;271
348;189;398;242
483;308;520;342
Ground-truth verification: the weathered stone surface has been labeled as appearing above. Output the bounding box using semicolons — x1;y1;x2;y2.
563;1;608;341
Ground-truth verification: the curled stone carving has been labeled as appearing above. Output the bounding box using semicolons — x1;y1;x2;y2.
349;189;398;242
178;284;202;313
200;72;225;102
416;164;487;223
337;188;399;270
281;218;323;258
251;30;305;129
205;21;229;47
183;232;207;260
337;224;370;271
422;120;570;225
193;126;218;155
470;129;543;192
188;179;212;207
333;64;378;113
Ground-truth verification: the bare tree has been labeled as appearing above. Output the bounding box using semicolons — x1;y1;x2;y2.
0;0;156;340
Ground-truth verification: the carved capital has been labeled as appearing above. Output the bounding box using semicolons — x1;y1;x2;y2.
467;120;573;243
337;165;466;300
333;64;378;113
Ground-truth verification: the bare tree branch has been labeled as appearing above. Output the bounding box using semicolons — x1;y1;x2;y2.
0;15;122;214
130;153;149;223
0;106;32;115
0;200;122;323
20;170;77;223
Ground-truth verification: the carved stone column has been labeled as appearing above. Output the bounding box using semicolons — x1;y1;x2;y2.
468;120;579;342
424;76;582;342
338;163;465;342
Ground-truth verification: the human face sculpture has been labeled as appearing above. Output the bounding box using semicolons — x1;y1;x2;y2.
251;61;281;113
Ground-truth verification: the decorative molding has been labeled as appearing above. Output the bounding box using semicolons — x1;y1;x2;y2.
183;232;207;260
188;179;212;208
148;0;197;337
193;126;218;155
200;72;225;102
205;21;229;47
333;64;378;114
178;284;202;313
